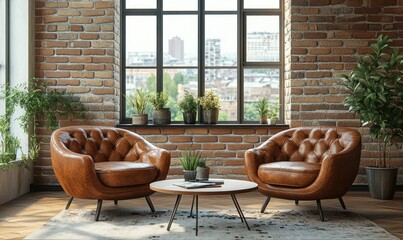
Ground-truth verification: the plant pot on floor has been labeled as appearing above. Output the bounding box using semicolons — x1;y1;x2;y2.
366;167;398;200
203;109;219;124
183;112;196;124
132;114;148;125
196;166;210;181
152;108;171;125
183;170;197;182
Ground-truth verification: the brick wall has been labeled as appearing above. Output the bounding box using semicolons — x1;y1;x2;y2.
34;0;403;185
284;0;403;184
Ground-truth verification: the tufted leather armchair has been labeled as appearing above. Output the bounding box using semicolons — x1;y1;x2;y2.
50;126;171;221
245;127;361;221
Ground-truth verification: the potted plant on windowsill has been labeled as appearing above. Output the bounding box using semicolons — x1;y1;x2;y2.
125;89;149;125
178;91;198;124
179;149;202;181
267;102;279;125
199;90;221;124
257;97;269;124
148;91;171;125
339;35;403;200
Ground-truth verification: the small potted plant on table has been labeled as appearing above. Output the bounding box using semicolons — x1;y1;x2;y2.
148;91;171;125
199;90;221;124
196;158;209;181
125;89;149;125
179;149;202;181
178;91;198;124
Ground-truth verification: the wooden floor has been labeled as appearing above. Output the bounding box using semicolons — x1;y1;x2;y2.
0;190;402;239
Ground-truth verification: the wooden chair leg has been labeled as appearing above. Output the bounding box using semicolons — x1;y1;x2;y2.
95;199;103;221
338;197;346;210
261;196;271;213
295;200;299;205
145;196;155;213
316;199;324;222
65;197;74;210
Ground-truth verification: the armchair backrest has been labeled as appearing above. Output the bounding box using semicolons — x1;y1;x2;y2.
267;127;361;164
53;126;150;162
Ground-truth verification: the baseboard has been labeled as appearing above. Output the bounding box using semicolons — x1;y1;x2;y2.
30;184;403;192
30;184;63;191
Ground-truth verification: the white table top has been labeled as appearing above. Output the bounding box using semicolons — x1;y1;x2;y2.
150;179;257;196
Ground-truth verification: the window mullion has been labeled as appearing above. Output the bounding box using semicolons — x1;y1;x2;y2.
198;0;205;123
238;0;243;123
156;0;163;92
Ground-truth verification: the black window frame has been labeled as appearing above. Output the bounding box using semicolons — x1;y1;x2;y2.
120;0;284;124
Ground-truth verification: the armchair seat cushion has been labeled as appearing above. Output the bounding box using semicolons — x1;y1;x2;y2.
95;162;158;187
258;161;321;188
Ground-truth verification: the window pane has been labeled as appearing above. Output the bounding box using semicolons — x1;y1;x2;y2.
126;16;156;67
163;0;197;11
126;0;156;9
246;16;279;62
164;15;198;66
125;68;156;118
205;0;237;11
243;68;279;121
163;69;198;122
205;15;237;66
244;0;279;9
205;69;237;121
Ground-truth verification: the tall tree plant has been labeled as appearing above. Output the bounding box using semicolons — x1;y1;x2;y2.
339;35;403;168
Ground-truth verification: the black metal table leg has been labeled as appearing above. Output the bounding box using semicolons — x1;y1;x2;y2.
167;195;182;231
230;195;244;223
189;195;195;217
231;194;250;230
195;195;198;236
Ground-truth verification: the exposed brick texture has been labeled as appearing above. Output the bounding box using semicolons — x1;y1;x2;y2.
284;0;403;184
34;0;402;186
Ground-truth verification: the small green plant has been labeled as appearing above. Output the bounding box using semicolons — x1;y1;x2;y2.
179;150;203;171
178;91;198;114
198;90;221;110
197;158;207;168
148;91;169;110
257;98;269;116
0;116;20;164
267;102;279;119
125;89;148;114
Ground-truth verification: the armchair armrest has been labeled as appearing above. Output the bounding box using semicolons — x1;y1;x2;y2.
245;140;278;183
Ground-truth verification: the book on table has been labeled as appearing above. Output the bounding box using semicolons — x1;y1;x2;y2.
173;180;224;189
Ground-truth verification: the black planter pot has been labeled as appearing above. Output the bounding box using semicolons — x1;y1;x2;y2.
152;108;171;125
366;167;398;200
183;112;196;124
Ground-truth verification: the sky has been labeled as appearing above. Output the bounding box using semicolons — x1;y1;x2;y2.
125;0;280;55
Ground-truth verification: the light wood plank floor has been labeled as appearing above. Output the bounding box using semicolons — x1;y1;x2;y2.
0;190;402;239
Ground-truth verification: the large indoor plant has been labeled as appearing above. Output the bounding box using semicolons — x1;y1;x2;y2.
148;91;171;125
339;35;403;200
125;89;149;125
199;90;221;124
178;91;198;124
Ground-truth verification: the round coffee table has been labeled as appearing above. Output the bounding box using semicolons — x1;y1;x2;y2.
150;179;257;236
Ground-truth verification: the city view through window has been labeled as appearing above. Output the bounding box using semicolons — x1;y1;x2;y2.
123;0;281;123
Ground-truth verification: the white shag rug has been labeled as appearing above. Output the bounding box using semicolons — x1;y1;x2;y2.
26;208;397;240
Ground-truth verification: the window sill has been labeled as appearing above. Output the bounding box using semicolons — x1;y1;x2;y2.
117;123;289;128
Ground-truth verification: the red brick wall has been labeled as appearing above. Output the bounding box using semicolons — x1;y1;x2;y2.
284;0;403;184
34;0;403;185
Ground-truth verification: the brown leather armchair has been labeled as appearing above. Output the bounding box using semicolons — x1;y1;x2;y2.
50;126;171;221
245;127;361;221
